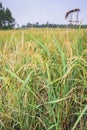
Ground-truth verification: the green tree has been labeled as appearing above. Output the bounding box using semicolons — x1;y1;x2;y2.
0;2;15;29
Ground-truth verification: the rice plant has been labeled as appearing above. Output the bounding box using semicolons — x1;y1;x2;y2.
0;28;87;130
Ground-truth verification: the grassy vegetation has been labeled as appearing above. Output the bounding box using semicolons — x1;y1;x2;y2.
0;28;87;130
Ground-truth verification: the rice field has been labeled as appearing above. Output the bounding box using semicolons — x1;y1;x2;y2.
0;28;87;130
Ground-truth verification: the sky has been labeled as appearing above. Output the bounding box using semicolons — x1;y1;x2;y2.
0;0;87;26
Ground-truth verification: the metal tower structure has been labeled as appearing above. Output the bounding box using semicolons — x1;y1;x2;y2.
65;9;80;24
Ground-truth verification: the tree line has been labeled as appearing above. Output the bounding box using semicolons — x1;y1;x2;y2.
21;22;87;29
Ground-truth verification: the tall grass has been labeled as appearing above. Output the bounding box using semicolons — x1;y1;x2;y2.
0;28;87;130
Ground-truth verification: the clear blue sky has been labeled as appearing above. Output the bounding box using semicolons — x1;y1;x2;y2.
1;0;87;26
